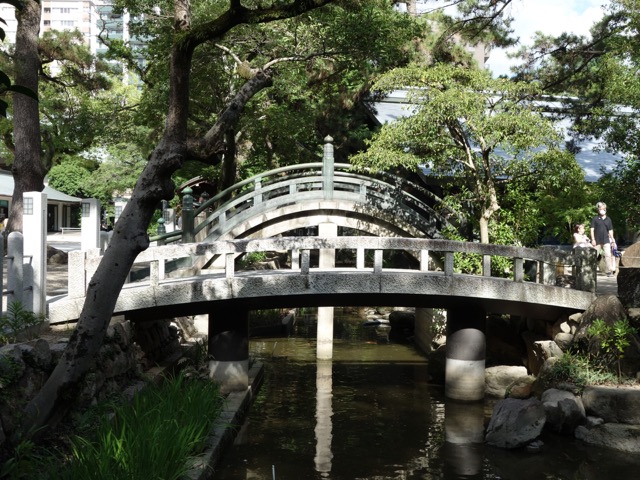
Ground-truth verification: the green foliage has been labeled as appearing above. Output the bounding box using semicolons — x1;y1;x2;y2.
238;251;268;269
587;318;638;382
441;224;512;278
0;301;45;345
0;355;22;396
0;437;51;480
0;29;116;170
538;351;617;393
176;337;210;379
352;63;584;244
540;318;638;390
509;0;640;239
595;157;640;240
47;155;96;198
59;373;224;480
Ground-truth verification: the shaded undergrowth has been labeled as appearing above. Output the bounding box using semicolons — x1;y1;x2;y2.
1;372;225;480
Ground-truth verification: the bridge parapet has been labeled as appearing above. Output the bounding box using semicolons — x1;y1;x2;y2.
151;139;455;245
67;237;597;300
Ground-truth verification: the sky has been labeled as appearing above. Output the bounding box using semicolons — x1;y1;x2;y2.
483;0;611;77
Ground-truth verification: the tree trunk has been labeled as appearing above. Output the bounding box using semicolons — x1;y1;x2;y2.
9;1;44;234
479;216;489;244
220;130;238;194
21;0;337;437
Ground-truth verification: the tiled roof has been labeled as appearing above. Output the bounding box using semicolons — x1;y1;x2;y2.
0;170;82;202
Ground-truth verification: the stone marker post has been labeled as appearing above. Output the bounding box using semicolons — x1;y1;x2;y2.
81;198;101;251
23;192;47;317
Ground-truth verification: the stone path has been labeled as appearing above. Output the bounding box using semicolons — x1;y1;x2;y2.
596;271;618;296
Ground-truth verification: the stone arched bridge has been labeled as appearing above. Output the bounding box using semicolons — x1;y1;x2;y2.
48;236;596;324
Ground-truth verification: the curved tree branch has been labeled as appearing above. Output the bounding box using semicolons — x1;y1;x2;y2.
187;68;274;164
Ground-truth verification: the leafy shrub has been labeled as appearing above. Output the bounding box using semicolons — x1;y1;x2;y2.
0;302;45;344
537;351;617;393
587;318;638;382
238;251;268;269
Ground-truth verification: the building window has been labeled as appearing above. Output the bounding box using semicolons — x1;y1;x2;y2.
44;8;50;13
24;197;33;215
60;20;75;27
44;20;50;26
81;202;90;217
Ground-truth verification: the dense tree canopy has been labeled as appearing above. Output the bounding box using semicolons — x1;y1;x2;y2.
509;0;640;239
351;63;585;244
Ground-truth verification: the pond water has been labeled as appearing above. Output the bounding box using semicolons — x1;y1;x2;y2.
213;309;640;479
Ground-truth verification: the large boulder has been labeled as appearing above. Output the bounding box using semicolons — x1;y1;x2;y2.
541;388;586;434
575;423;640;453
618;267;640;308
485;397;546;449
582;386;640;424
485;365;529;398
620;242;640;267
573;295;628;349
522;331;563;375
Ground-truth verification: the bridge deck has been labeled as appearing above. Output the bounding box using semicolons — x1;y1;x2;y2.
47;266;597;324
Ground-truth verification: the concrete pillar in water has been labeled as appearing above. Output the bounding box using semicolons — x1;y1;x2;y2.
444;307;486;401
317;222;337;359
208;303;249;392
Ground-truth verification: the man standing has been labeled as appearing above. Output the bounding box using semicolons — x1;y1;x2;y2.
590;201;615;277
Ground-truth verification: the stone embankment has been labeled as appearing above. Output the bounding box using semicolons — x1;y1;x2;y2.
0;317;183;449
482;259;640;453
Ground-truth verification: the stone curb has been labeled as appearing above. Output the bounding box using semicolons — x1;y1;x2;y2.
184;362;265;479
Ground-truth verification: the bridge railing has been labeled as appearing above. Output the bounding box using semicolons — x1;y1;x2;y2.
66;237;597;301
150;138;454;245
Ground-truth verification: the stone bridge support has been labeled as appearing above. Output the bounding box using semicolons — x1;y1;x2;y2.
317;222;337;360
208;303;249;392
445;307;486;401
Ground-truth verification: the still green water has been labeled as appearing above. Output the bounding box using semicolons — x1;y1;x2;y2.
213;310;640;479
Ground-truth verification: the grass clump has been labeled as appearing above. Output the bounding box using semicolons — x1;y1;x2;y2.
59;373;224;480
538;351;617;393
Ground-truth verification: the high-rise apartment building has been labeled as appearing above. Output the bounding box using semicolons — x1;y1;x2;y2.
1;1;130;57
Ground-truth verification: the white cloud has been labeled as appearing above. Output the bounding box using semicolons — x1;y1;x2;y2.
485;0;609;77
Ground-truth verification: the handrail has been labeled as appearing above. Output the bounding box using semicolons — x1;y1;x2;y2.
68;237;597;303
150;162;450;244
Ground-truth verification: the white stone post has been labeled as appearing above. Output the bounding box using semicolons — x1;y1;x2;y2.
164;208;176;233
23;192;47;317
6;232;24;308
81;198;101;251
317;222;337;360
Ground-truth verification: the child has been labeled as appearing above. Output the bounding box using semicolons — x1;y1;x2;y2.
572;224;592;248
